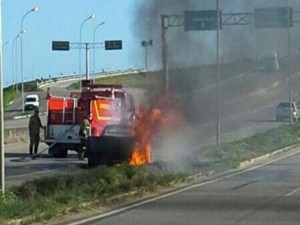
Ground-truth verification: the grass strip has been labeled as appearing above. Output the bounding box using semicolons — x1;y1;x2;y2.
201;122;300;172
0;165;186;225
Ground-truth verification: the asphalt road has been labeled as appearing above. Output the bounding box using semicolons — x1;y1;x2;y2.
78;148;300;225
5;143;83;187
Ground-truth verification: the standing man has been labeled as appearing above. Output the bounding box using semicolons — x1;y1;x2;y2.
78;117;90;160
28;108;44;155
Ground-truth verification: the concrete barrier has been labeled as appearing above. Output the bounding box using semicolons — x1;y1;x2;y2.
4;128;45;145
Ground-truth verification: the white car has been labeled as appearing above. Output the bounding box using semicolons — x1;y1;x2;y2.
276;102;299;122
24;94;40;110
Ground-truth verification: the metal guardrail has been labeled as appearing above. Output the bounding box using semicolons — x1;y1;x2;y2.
37;70;143;88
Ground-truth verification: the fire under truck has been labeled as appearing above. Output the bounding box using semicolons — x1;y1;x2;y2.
44;84;136;166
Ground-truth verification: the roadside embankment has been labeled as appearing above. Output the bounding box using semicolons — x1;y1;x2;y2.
4;128;44;145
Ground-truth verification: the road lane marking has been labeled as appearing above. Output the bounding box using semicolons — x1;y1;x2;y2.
231;180;258;190
66;148;300;225
286;187;300;196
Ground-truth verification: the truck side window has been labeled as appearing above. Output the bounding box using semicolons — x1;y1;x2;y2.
126;96;134;111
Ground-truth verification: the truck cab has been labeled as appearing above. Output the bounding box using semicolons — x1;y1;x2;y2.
44;84;136;164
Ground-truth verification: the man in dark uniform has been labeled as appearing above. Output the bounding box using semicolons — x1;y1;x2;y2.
28;108;44;155
78;117;90;160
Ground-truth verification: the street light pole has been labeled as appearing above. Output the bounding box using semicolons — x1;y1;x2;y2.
79;14;95;89
0;0;5;194
12;30;26;92
85;43;90;80
141;40;153;83
20;6;38;112
93;21;105;81
216;0;221;146
161;15;169;94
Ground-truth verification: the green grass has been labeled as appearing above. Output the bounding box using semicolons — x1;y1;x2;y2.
68;71;165;90
0;165;186;225
3;86;19;107
201;122;300;171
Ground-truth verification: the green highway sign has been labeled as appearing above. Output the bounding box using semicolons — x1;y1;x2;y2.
185;10;222;31
255;7;293;29
52;41;70;51
105;40;122;50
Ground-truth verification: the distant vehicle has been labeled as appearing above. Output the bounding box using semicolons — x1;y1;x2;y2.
263;51;279;72
24;94;40;110
276;102;299;122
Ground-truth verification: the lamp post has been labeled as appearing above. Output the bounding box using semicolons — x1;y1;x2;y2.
93;21;105;79
20;6;38;112
12;29;26;92
141;40;153;72
79;14;96;86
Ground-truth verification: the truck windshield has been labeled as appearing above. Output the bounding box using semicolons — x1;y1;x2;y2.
26;98;37;102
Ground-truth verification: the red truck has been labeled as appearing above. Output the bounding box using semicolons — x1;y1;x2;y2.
44;84;136;166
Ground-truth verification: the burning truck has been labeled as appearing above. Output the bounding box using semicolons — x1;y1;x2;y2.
44;83;139;166
44;82;182;167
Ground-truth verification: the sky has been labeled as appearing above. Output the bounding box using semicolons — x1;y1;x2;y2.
2;0;300;87
2;0;145;86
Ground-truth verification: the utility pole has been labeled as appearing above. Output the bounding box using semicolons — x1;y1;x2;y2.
161;15;169;94
0;0;5;193
286;0;292;125
216;0;221;146
85;43;90;80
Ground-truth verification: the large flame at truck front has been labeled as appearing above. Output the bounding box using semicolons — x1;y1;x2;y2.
129;107;162;165
129;101;183;166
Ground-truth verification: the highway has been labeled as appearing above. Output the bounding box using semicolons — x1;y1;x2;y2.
4;62;300;185
74;148;300;225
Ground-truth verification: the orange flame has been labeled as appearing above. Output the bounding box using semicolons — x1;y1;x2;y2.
130;107;161;165
129;97;183;166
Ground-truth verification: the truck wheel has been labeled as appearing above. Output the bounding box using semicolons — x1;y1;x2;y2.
88;157;98;167
49;145;68;158
88;152;107;167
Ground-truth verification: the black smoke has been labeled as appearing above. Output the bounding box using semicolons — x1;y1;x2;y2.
133;0;300;68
